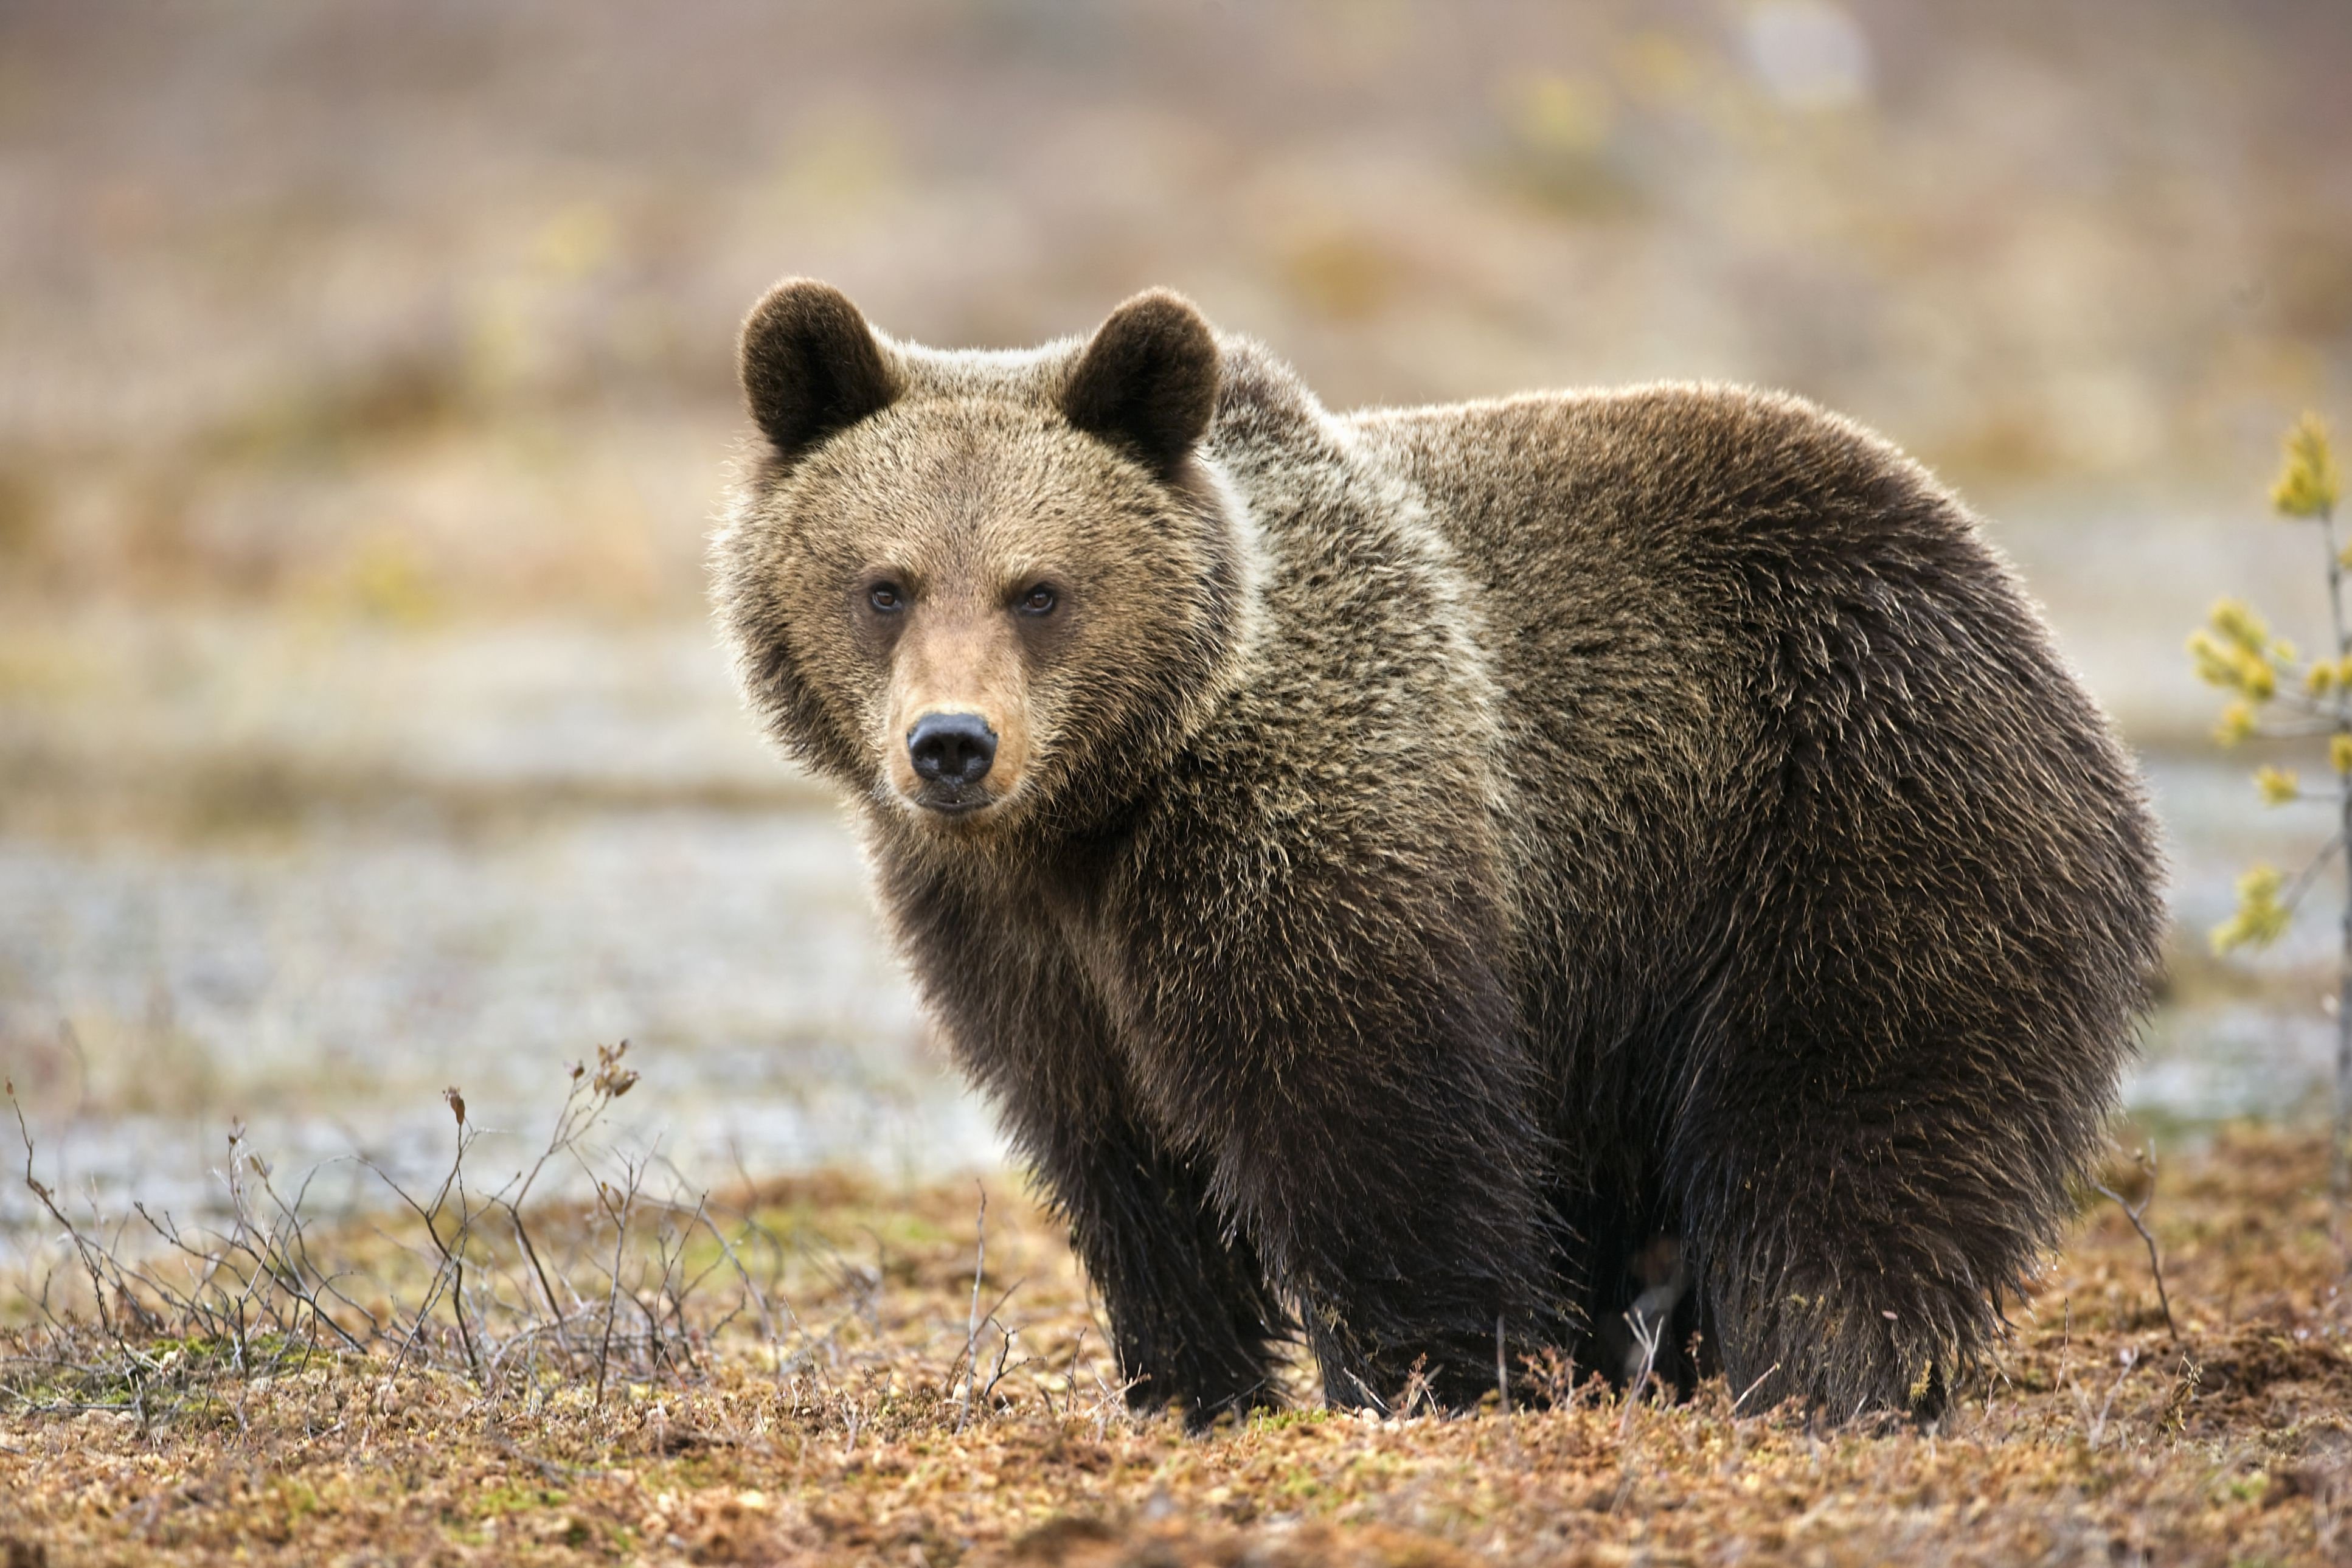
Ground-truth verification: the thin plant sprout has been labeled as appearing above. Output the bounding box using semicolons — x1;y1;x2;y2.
2191;411;2350;1201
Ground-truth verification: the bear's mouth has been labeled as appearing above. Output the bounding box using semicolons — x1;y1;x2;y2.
911;782;994;819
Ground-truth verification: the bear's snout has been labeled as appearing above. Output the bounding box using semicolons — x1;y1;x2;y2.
907;712;998;793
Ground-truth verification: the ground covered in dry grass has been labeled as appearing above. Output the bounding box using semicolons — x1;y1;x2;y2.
5;1123;2351;1566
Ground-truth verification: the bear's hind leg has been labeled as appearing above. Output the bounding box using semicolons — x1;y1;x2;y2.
1668;706;2154;1420
1671;1063;2095;1424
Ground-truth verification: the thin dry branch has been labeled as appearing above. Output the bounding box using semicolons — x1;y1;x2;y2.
2093;1143;2180;1345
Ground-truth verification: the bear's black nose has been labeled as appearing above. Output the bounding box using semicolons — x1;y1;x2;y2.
907;713;997;786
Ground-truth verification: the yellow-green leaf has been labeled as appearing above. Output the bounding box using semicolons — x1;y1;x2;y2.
2209;598;2271;654
2211;864;2291;953
2273;412;2340;519
2188;623;2280;701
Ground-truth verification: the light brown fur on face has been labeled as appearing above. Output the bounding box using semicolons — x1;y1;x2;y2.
850;489;1067;824
879;590;1036;814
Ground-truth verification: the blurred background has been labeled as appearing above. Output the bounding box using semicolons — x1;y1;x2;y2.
4;0;2351;1240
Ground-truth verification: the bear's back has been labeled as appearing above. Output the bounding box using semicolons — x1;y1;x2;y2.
1351;382;1998;675
1346;381;2108;803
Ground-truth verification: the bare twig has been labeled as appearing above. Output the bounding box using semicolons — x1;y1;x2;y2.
957;1184;988;1433
1495;1313;1511;1416
2073;1345;2139;1448
2093;1143;2180;1344
1618;1307;1664;1440
2312;496;2352;1209
1730;1361;1785;1417
2278;834;2350;916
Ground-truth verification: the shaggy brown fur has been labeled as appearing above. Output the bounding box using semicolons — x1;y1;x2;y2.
712;282;2164;1426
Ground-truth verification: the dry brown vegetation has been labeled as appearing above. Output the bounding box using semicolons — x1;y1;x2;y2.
5;1108;2350;1567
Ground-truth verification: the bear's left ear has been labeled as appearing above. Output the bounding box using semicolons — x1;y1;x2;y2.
1061;290;1220;477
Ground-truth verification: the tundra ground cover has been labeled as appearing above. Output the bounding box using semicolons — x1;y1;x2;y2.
4;1119;2348;1566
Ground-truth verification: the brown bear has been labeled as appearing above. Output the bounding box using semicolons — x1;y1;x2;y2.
712;281;2164;1425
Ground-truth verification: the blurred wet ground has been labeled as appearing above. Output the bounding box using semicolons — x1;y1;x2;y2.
0;612;999;1237
3;1;2350;1246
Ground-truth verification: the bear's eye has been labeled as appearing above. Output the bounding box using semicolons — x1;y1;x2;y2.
1018;585;1057;616
868;582;904;614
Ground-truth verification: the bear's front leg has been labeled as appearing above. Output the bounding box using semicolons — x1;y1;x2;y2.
948;968;1292;1426
1119;852;1562;1414
1024;1111;1291;1424
884;868;1293;1425
1215;1041;1559;1414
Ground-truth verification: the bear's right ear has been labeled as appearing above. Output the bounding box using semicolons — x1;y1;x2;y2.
738;279;900;463
1062;290;1219;478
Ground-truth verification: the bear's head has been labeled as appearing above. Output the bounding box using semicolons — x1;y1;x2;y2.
714;282;1256;838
